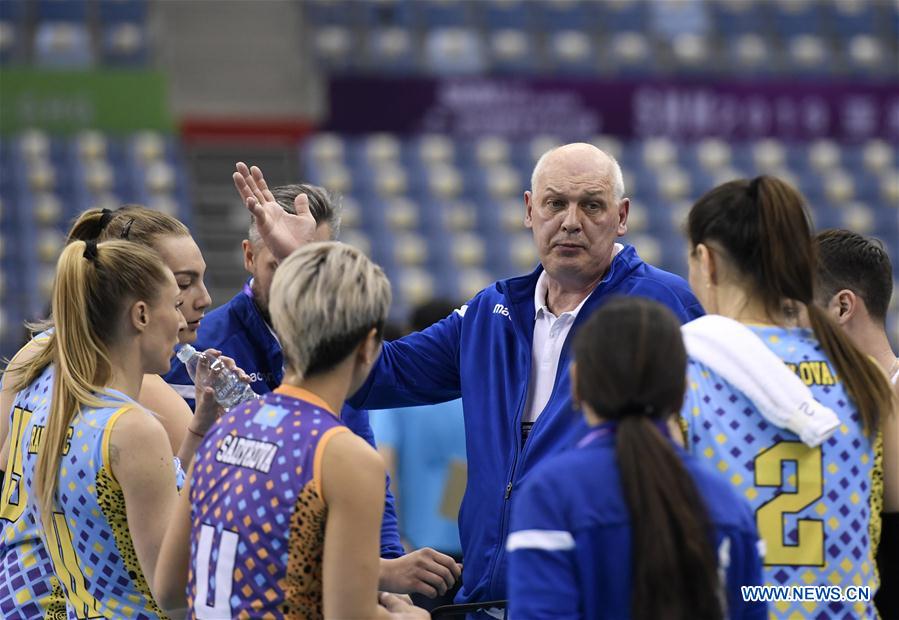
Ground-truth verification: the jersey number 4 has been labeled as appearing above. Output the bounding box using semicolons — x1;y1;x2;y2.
754;441;824;566
0;406;32;522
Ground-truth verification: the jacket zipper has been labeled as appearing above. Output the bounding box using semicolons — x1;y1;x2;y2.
484;286;602;598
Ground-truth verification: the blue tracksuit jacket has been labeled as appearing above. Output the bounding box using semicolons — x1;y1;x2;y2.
507;421;766;619
349;245;705;604
163;281;404;558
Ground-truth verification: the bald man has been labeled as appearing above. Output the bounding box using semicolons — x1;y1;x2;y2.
249;144;704;610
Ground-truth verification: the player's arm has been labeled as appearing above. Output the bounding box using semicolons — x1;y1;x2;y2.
506;477;580;620
139;373;193;455
320;431;427;619
882;382;899;512
109;408;181;588
0;338;45;455
153;465;194;613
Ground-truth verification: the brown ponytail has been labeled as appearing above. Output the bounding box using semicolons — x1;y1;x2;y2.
573;297;722;620
689;176;894;434
34;240;170;517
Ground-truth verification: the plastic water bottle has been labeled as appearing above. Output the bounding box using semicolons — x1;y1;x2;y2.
176;345;259;408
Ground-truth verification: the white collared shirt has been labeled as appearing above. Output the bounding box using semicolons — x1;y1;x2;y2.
521;244;623;423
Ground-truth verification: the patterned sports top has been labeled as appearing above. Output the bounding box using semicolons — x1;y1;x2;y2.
45;390;170;620
187;385;348;620
0;364;66;620
682;325;882;620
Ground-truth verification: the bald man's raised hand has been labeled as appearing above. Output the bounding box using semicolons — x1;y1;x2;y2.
233;162;317;261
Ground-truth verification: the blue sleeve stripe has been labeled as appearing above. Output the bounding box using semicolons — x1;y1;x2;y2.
506;529;575;552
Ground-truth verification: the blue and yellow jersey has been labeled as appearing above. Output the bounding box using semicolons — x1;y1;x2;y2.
41;391;169;620
0;364;67;620
682;325;882;619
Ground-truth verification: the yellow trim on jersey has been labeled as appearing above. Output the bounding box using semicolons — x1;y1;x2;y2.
275;384;337;416
101;406;138;484
313;426;350;502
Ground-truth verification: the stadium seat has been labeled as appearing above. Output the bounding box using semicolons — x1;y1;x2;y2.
482;0;531;30
364;133;402;165
547;30;595;75
861;140;894;174
34;22;93;67
641;138;678;170
451;232;486;268
786;35;829;74
32;192;63;226
425;27;485;74
0;19;18;63
845;35;889;75
487;28;535;74
367;27;417;73
417;0;472;28
313;25;356;72
101;22;149;66
426;164;464;200
474;137;511;166
670;34;712;72
537;0;598;31
384;196;420;231
416;134;455;167
306;133;346;167
831;0;878;36
36;0;89;22
98;0;149;24
393;231;428;266
397;266;436;307
727;33;771;73
806;140;841;173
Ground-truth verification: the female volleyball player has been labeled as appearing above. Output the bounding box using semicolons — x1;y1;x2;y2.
506;297;766;619
0;239;225;618
0;205;211;456
682;176;897;619
154;242;428;619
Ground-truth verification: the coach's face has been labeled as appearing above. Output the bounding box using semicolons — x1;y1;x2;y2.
525;144;628;288
242;222;333;320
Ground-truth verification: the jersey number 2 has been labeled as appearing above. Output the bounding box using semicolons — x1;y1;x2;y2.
195;523;239;619
754;441;824;566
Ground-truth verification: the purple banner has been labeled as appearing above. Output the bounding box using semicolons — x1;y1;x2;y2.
327;77;899;142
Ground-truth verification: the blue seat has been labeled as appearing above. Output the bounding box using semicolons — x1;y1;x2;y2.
596;0;649;32
416;0;472;28
487;27;538;74
536;0;598;31
708;0;764;36
424;27;486;74
830;0;878;36
303;0;358;27
34;21;93;67
100;22;149;66
366;27;418;73
36;0;88;21
98;0;148;23
546;30;596;75
770;0;824;37
480;0;532;30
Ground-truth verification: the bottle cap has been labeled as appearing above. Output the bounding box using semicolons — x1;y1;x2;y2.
176;344;197;363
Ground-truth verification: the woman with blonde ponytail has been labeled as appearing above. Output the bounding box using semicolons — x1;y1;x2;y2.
0;204;212;456
0;239;226;619
682;176;897;619
507;297;765;619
